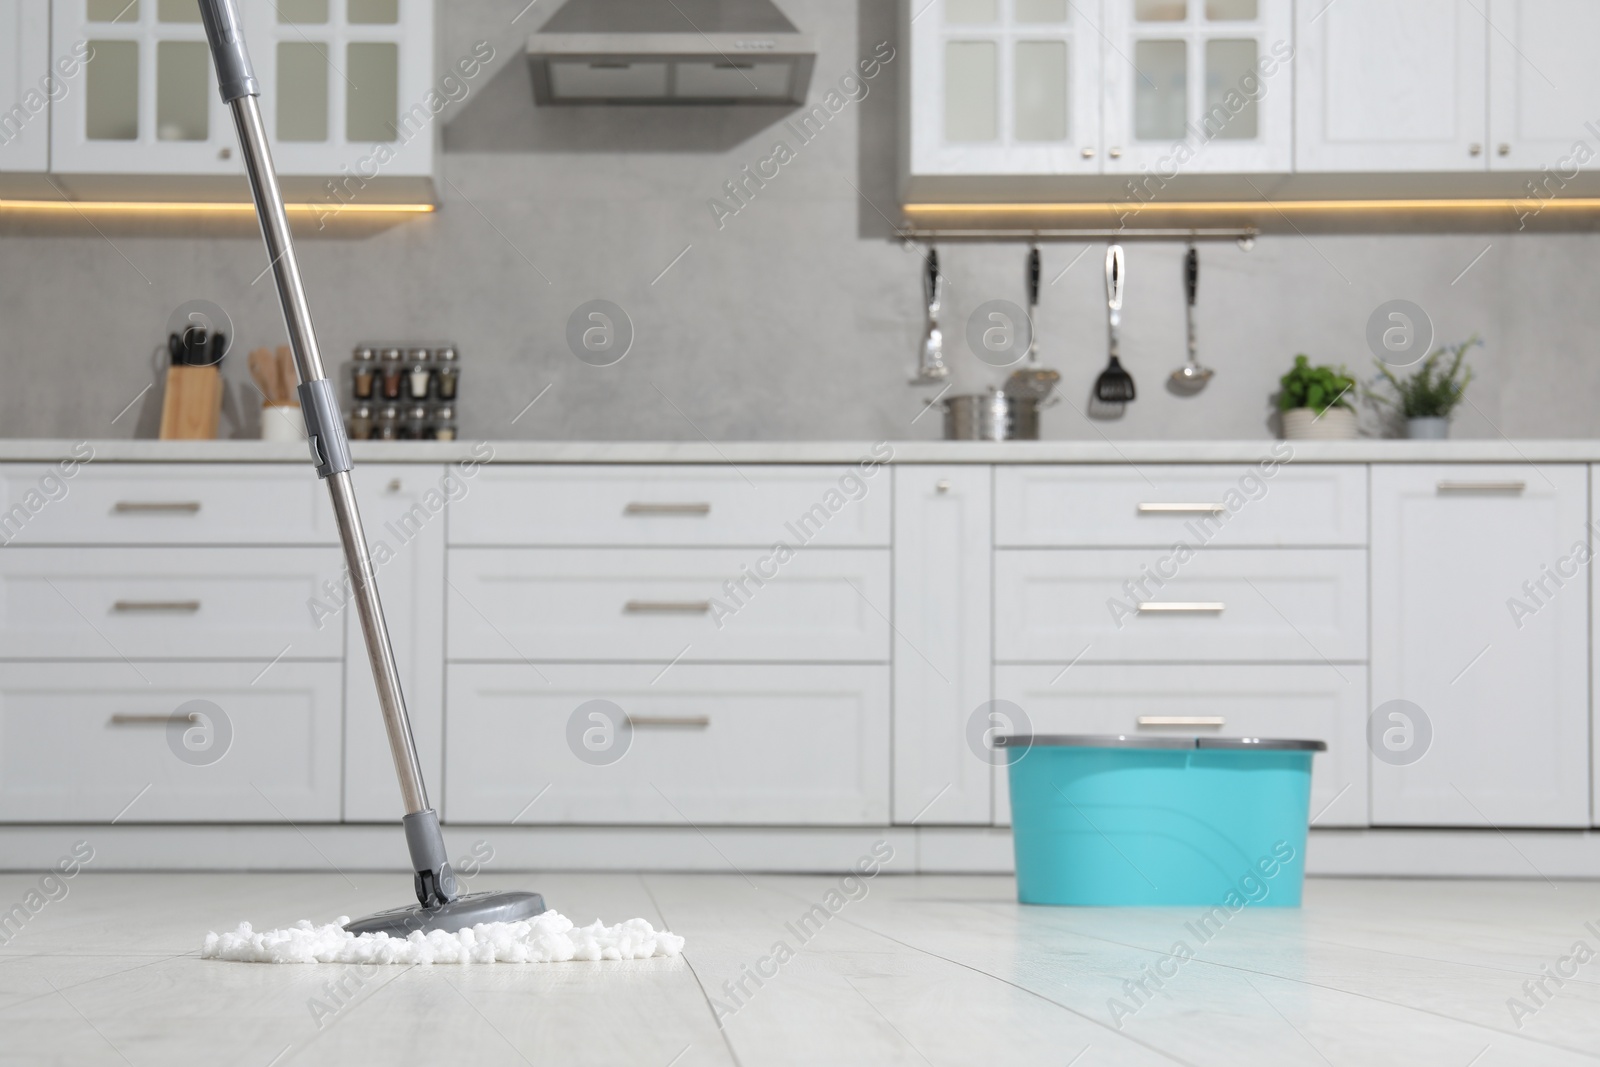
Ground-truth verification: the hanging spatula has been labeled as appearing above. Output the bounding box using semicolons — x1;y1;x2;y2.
1094;244;1135;403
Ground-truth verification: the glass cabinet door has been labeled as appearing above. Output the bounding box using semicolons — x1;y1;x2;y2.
1102;0;1292;173
910;0;1101;175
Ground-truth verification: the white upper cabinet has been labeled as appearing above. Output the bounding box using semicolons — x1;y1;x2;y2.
1295;0;1488;172
1101;0;1293;173
0;1;52;173
50;0;434;178
908;0;1102;174
1486;0;1600;170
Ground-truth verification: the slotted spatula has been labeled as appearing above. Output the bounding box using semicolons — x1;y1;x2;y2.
1094;244;1135;404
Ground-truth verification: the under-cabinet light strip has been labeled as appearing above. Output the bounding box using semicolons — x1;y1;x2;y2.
0;199;435;216
904;199;1600;214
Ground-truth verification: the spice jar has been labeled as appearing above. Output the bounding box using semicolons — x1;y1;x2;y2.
434;346;459;401
379;348;404;400
349;403;374;440
404;404;429;440
351;347;376;400
376;404;400;441
406;348;432;401
433;404;457;442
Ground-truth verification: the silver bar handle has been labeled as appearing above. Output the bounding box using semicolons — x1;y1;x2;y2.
1137;602;1225;613
113;600;201;613
1138;716;1225;727
624;600;712;614
627;715;711;728
1138;502;1225;514
1437;480;1526;493
110;713;198;726
624;503;712;516
114;502;201;514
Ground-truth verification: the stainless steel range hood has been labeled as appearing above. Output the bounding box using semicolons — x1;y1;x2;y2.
526;0;816;105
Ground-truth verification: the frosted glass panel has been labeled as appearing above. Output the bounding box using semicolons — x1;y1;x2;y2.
1204;38;1258;139
347;42;399;142
1015;0;1066;21
945;41;997;142
156;41;209;141
85;41;138;140
157;0;200;21
1014;41;1067;141
1206;0;1257;18
1134;0;1186;20
1134;39;1186;140
278;0;328;23
946;0;998;24
278;43;330;142
88;1;138;22
349;0;400;23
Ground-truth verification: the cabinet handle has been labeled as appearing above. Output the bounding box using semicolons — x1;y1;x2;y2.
1080;147;1096;158
1469;143;1482;156
1498;143;1510;157
1109;146;1123;158
114;501;201;514
1137;602;1225;614
624;503;711;516
1436;480;1525;493
935;479;952;493
113;600;202;613
624;600;711;614
626;715;710;728
109;712;197;726
1138;502;1225;514
1137;716;1225;727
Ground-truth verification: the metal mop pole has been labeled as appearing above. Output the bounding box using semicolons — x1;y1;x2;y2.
198;0;456;908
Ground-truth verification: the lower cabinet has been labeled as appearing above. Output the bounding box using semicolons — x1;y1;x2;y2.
0;660;342;822
444;663;890;825
994;664;1369;828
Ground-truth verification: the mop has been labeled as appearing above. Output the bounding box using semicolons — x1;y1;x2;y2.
192;0;680;963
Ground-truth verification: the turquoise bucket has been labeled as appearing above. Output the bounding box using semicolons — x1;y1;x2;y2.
999;735;1324;907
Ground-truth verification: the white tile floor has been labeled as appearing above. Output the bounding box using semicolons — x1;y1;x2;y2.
1;871;1598;1065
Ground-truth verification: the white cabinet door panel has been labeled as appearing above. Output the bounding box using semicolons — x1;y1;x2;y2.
1487;0;1600;170
1371;465;1590;827
0;0;51;172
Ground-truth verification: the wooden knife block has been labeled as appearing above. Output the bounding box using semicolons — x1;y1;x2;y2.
158;365;222;440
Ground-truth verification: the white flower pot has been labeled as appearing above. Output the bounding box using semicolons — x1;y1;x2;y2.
1282;406;1358;440
1406;416;1449;440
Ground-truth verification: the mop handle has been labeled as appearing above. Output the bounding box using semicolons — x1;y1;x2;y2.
196;0;432;822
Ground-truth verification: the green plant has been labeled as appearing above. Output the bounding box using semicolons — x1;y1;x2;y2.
1368;336;1478;419
1277;355;1356;414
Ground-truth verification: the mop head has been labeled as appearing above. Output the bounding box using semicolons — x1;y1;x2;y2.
202;910;684;964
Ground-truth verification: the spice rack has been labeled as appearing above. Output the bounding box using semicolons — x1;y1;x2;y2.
346;344;461;441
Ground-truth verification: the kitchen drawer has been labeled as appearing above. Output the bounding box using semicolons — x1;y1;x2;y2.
993;664;1367;827
449;465;892;547
0;463;336;546
995;548;1367;663
0;547;345;660
444;663;889;824
447;548;890;662
0;661;342;822
995;463;1367;547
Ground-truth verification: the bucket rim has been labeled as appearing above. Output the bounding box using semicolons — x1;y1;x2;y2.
996;733;1326;751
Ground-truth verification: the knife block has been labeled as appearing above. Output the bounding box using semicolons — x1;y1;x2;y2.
158;364;223;440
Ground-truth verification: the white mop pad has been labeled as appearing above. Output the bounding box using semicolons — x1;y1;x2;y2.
202;911;685;964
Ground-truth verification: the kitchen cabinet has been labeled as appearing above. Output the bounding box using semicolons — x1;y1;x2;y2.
1371;465;1590;827
0;0;52;173
1294;0;1488;172
1487;0;1600;171
906;0;1103;176
892;466;993;825
1101;0;1293;174
50;0;434;180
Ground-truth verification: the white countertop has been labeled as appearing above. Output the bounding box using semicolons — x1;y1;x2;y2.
3;438;1599;464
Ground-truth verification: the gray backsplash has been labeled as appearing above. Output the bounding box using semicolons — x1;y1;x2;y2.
1;0;1596;443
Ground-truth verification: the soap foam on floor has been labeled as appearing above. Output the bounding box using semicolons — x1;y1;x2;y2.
202;911;684;964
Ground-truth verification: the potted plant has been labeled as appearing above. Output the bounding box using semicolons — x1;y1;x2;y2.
1367;336;1478;439
1277;355;1358;440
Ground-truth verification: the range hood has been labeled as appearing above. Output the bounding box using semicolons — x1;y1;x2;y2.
527;0;816;105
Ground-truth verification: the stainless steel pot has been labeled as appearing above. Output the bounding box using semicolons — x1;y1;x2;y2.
935;391;1053;440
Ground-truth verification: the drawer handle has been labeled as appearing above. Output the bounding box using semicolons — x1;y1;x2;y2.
1137;502;1226;514
1436;480;1526;493
624;503;712;516
626;715;710;728
109;712;198;726
1137;602;1225;614
113;600;202;613
113;501;202;514
624;600;712;615
1137;716;1225;727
